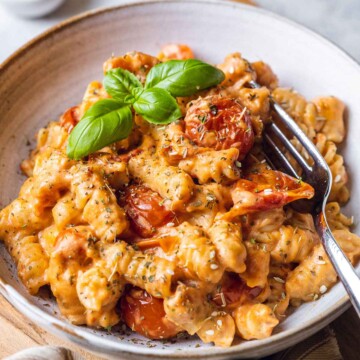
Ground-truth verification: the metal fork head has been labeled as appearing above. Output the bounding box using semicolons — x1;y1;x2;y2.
247;80;332;214
247;83;360;319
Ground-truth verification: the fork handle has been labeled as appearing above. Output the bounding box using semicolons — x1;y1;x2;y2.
315;211;360;317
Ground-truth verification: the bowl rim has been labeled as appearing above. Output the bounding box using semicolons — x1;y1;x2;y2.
0;0;359;357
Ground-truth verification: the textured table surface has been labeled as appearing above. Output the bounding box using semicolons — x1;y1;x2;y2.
0;0;359;359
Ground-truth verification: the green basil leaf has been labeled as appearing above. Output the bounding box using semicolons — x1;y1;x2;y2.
104;68;142;102
67;99;133;160
145;59;225;97
131;87;144;100
133;88;182;124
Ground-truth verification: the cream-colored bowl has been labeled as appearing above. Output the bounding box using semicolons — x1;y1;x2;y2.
1;1;360;358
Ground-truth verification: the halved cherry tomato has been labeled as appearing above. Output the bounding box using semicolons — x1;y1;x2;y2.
184;96;254;159
158;44;194;61
122;185;175;238
59;106;80;133
212;273;262;309
121;287;180;339
230;169;314;215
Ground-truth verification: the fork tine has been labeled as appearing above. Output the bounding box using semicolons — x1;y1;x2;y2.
247;80;360;318
271;99;330;180
272;102;318;152
263;132;299;178
248;80;329;175
266;122;312;174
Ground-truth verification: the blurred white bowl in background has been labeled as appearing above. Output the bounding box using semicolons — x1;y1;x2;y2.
0;0;65;18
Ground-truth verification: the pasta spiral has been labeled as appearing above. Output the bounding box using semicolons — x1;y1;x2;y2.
207;219;247;273
164;222;224;283
233;304;279;340
240;242;270;288
103;241;175;298
164;283;213;335
286;244;336;303
315;134;349;203
178;148;241;184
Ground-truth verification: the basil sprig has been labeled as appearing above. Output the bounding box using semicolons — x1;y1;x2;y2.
67;59;225;159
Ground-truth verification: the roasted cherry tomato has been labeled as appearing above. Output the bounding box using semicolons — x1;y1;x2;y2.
212;273;262;309
184;96;254;159
158;44;194;61
59;106;80;133
230;169;314;215
122;185;175;238
121;287;180;339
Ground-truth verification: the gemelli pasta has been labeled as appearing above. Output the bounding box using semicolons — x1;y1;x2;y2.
0;44;359;347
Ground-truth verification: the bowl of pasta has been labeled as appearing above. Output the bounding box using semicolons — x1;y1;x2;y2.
1;0;360;358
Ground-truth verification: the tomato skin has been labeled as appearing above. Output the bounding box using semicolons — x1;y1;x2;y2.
122;185;174;238
158;44;194;61
212;273;262;309
184;96;254;159
121;287;180;339
59;106;80;133
232;169;315;214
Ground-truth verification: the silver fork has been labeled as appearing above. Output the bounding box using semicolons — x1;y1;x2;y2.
248;80;360;317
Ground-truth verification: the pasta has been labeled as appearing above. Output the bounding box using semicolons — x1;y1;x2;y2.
163;283;213;335
269;225;318;263
240;241;270;288
208;219;247;273
160;222;224;283
285;244;337;304
265;263;291;317
0;45;359;348
178;148;241;184
103;241;175;298
197;313;236;347
233;303;279;340
252;61;279;90
128;146;195;211
315;134;349;203
47;226;122;327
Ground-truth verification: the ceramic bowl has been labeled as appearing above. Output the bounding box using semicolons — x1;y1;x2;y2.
1;1;360;359
0;0;65;18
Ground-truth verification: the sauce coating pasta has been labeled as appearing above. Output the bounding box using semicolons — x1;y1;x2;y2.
0;46;358;348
